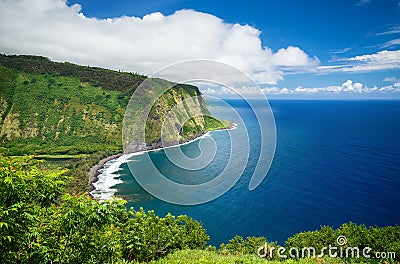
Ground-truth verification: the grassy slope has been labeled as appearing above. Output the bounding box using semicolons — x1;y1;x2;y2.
0;54;146;95
0;66;125;155
0;55;230;194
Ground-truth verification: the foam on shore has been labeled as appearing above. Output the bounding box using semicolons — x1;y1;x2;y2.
90;124;237;201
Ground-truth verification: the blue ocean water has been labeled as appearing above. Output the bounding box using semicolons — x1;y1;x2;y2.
114;99;400;246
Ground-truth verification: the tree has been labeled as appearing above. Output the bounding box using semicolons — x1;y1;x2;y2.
0;155;210;263
0;155;68;263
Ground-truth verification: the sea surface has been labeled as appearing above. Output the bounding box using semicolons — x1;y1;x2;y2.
96;99;400;245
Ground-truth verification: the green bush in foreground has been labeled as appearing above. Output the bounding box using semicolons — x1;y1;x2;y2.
219;225;399;262
219;235;277;260
0;155;209;263
1;155;399;263
122;209;209;262
0;156;69;263
286;223;400;261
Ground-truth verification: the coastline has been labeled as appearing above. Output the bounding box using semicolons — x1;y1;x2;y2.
88;122;237;199
88;153;123;193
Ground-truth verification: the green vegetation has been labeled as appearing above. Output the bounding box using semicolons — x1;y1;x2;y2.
0;64;127;155
204;116;232;131
286;223;400;260
0;55;230;193
0;54;146;95
152;249;266;264
151;249;366;264
0;155;209;263
33;154;90;159
1;156;398;263
142;83;214;145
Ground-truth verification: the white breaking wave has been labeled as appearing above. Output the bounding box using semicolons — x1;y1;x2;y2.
90;126;237;202
90;154;135;201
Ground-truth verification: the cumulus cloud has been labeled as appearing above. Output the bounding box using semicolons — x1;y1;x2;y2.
319;50;400;73
346;50;400;63
201;79;400;95
0;0;319;85
272;46;320;67
378;81;400;92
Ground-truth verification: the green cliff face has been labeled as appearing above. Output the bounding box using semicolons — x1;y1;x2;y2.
145;84;209;144
0;55;228;156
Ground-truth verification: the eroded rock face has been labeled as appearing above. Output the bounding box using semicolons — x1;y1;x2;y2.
143;86;208;144
0;55;225;156
125;141;147;153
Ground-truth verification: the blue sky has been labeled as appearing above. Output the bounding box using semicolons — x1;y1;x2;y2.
0;0;399;98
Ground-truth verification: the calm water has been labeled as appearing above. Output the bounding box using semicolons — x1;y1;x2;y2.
113;99;400;245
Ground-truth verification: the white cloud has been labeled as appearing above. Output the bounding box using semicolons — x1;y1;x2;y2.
201;79;400;95
383;77;399;82
375;26;400;36
341;80;362;92
261;87;281;94
378;81;400;92
272;46;319;67
381;39;400;49
330;47;352;54
380;85;395;92
319;50;400;73
346;50;399;63
201;87;217;95
200;86;240;95
0;0;318;85
290;80;372;94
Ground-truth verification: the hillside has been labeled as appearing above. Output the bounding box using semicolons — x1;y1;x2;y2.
0;54;228;192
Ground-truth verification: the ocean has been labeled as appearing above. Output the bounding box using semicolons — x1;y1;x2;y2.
93;99;400;246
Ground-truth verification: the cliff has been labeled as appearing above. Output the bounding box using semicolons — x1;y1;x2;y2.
0;54;228;157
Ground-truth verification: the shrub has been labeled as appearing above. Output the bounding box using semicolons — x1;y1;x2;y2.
0;155;209;263
122;209;209;262
285;223;400;260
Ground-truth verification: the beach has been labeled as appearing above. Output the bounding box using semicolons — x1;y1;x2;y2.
88;123;236;200
88;153;123;193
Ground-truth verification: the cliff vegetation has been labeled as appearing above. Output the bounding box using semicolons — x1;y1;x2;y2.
0;54;229;193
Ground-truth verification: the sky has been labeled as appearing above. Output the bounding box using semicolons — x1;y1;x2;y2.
0;0;399;98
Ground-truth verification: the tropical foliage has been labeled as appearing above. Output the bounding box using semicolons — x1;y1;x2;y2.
0;155;209;263
0;54;146;95
286;223;400;261
1;156;399;263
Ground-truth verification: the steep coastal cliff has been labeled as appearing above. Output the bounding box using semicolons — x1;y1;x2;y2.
0;54;229;192
0;54;227;155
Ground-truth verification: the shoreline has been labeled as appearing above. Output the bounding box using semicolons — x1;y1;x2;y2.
88;153;123;193
88;122;237;199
